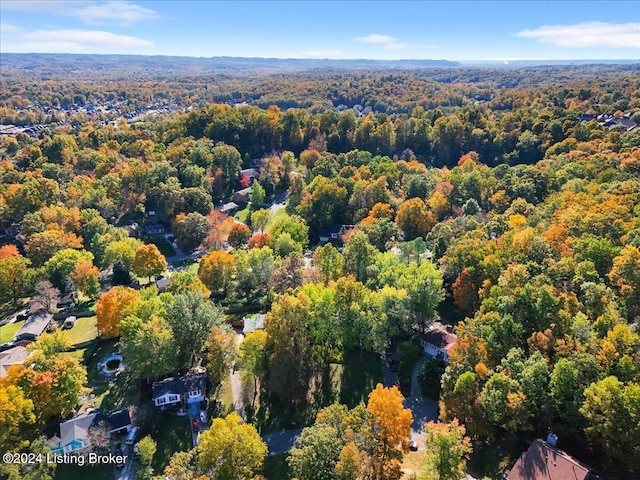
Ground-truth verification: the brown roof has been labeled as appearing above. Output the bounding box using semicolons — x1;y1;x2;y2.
507;439;591;480
419;327;458;351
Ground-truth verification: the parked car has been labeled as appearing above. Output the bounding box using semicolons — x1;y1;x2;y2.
16;310;29;321
410;440;418;451
199;410;207;424
132;443;139;458
125;426;139;445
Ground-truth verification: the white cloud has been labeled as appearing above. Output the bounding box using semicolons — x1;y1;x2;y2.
516;21;640;49
3;27;153;52
300;49;343;58
0;1;70;12
73;1;160;25
0;23;23;34
354;33;398;44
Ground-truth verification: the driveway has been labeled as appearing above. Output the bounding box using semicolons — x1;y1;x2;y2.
230;329;246;419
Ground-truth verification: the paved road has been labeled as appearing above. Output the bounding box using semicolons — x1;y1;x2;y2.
262;429;303;456
404;356;438;447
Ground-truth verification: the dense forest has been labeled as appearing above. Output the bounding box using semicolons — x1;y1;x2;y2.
0;58;639;480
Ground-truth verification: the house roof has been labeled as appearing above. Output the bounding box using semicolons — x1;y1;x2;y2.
419;326;458;351
218;202;239;213
0;346;30;377
95;409;132;431
14;313;53;340
233;187;253;196
240;168;259;178
507;439;591;480
55;410;99;449
152;373;207;399
243;314;265;334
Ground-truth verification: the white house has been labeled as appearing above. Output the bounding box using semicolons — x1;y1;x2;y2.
152;373;207;409
418;324;458;363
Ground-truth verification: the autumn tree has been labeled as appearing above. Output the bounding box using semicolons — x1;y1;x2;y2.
396;197;436;240
367;383;413;480
198;250;236;295
132;244;167;282
0;244;20;260
197;412;267;480
238;330;268;408
420;420;472;480
44;248;94;292
203;326;237;385
0;256;35;305
136;435;157;479
228;223;251;248
70;260;100;298
95;286;141;338
0;385;35;452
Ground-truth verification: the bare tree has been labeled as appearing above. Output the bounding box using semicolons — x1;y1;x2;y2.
33;280;60;313
88;420;110;454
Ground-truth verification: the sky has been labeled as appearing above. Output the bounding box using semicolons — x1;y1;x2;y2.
1;1;639;61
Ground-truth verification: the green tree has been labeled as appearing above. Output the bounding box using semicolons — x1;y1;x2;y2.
203;326;236;385
165;291;225;369
174;212;210;250
197;413;267;480
136;435;157;479
250;182;266;207
238;330;268;408
250;209;271;232
420;420;472;480
313;243;344;283
0;385;35;452
343;231;376;283
288;425;343;480
119;316;177;378
44;248;93;292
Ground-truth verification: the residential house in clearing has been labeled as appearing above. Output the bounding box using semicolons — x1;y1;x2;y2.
48;409;133;455
417;324;458;363
13;313;54;342
240;168;259;184
507;438;592;480
318;224;355;245
152;373;207;409
217;201;239;216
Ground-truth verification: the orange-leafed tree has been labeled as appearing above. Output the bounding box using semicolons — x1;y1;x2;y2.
0;244;20;260
248;233;272;249
228;223;251;248
70;260;101;298
367;383;412;480
452;268;479;313
96;286;141;338
198;250;236;296
131;244;167;282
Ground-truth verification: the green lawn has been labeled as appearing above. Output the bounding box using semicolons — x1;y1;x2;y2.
142;412;192;474
64;315;98;347
235;205;250;224
331;350;383;408
0;320;24;342
54;462;113;480
150;237;177;257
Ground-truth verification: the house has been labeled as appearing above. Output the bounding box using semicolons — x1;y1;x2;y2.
232;187;253;204
507;438;592;480
121;223;139;238
218;202;239;215
144;223;166;236
48;409;133;455
417;324;458;363
13;313;54;342
318;224;355;244
155;277;172;291
152;373;207;409
240;168;259;184
0;346;30;377
243;314;265;334
57;292;76;311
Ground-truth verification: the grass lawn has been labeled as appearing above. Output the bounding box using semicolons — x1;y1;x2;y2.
54;462;113;480
0;319;24;342
235;204;250;224
401;450;426;479
468;434;529;479
150;237;177;257
142;412;192;474
330;350;383;408
263;453;290;480
64;315;98;347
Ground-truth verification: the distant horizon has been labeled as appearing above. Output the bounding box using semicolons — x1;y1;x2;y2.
3;52;639;65
1;1;638;61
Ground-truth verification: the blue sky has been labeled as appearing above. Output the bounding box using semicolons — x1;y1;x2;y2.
1;1;639;60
